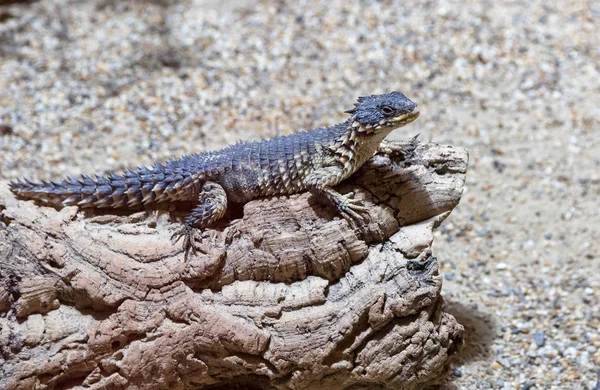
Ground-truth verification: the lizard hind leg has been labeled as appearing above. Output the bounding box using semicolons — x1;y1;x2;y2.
170;181;228;253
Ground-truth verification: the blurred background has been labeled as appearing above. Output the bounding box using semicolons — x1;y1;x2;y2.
0;0;598;388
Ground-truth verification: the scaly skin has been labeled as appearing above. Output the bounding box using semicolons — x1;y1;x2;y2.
10;92;420;251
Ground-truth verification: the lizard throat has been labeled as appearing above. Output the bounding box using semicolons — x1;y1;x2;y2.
333;124;397;177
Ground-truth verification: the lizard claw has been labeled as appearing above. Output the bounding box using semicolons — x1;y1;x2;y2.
336;191;370;225
170;225;200;255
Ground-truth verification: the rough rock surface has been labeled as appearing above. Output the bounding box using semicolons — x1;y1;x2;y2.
0;143;467;389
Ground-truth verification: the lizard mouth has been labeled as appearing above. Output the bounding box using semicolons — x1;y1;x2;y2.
389;107;420;125
372;107;420;130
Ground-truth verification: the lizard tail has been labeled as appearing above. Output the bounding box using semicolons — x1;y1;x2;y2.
9;164;201;209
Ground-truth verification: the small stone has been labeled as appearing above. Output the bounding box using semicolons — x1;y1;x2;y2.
477;227;491;237
496;357;510;367
544;233;552;240
493;160;507;173
543;347;559;358
533;330;545;347
453;369;462;377
584;287;595;296
0;125;13;135
564;346;578;358
580;351;590;365
496;262;509;270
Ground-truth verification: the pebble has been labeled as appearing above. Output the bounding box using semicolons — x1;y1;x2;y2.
585;288;595;296
476;227;491;237
533;330;545;347
564;347;578;359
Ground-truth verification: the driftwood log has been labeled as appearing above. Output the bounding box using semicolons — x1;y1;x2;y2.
0;142;468;390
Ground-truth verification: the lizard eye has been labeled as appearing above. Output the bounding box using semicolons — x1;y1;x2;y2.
381;106;395;116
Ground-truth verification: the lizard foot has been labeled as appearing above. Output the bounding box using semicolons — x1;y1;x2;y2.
170;225;202;255
335;191;370;225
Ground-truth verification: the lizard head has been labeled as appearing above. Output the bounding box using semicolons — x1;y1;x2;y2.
345;92;419;133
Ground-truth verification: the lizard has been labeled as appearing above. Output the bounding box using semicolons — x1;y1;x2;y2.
9;91;420;251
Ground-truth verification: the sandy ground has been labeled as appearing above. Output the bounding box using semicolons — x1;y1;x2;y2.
1;0;599;389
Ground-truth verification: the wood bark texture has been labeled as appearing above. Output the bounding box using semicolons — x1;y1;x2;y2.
0;142;468;390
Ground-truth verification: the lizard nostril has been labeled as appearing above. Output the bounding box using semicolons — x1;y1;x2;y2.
404;101;417;113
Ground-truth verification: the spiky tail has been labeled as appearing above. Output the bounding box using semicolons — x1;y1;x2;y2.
9;162;202;209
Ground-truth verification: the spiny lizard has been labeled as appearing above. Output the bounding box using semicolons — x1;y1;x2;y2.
10;92;420;250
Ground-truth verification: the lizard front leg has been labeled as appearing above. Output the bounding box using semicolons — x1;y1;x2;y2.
304;166;368;224
171;181;228;252
377;134;420;155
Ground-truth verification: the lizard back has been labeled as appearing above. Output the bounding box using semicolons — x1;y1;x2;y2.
9;122;349;208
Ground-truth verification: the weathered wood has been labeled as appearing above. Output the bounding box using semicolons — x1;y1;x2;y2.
0;142;468;390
